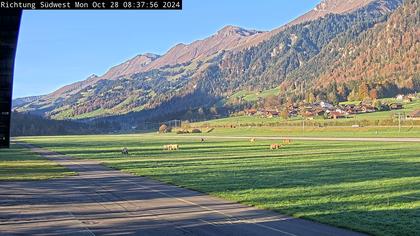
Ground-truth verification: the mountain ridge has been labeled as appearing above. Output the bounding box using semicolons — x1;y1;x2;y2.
14;0;412;125
16;0;378;103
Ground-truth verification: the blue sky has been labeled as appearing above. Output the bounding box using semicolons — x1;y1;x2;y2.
13;0;320;98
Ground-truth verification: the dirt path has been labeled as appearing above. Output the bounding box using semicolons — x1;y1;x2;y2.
0;143;366;236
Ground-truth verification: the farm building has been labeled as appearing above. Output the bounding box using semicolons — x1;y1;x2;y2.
389;103;403;110
361;105;376;113
328;111;346;119
396;94;404;100
245;109;257;116
264;110;279;118
407;110;420;120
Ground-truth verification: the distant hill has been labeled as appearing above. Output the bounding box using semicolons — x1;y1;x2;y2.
12;95;43;107
14;0;417;129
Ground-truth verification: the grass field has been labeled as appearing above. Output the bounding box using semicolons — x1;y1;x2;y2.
0;144;75;181
18;134;420;236
179;126;420;138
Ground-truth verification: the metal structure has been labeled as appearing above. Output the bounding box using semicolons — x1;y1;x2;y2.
0;10;22;148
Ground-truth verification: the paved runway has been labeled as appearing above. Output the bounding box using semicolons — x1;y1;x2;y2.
0;144;367;236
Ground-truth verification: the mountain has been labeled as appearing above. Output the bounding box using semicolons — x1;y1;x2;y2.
208;0;404;95
15;0;379;102
142;26;264;71
47;53;161;99
282;0;418;102
14;26;263;115
238;0;380;50
12;95;43;107
14;0;413;126
317;0;419;85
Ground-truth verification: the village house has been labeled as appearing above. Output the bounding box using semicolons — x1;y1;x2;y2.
389;103;403;110
407;110;420;120
403;97;413;103
303;113;315;120
361;104;376;113
263;110;279;118
396;94;414;103
240;93;415;120
320;101;334;109
396;94;404;100
407;94;417;100
245;109;257;116
314;108;326;116
288;108;299;117
342;104;360;114
327;111;347;119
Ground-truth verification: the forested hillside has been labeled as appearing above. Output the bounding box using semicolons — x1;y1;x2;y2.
281;0;419;104
11;112;95;136
316;0;419;99
217;0;402;92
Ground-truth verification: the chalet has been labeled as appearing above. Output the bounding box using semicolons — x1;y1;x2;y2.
328;111;346;119
407;94;417;100
403;97;413;103
313;108;326;116
343;104;359;114
361;104;376;113
396;94;413;103
303;105;314;111
302;110;317;120
320;101;334;109
265;110;279;118
389;103;403;110
288;109;299;117
245;109;257;116
396;94;404;100
288;105;299;116
407;110;420;120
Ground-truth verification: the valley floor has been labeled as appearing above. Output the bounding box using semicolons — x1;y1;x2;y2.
177;126;420;138
15;134;420;236
0;143;365;236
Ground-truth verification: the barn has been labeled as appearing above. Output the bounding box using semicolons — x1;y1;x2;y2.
407;110;420;120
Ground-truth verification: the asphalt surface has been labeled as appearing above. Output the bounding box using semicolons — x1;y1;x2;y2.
0;143;367;236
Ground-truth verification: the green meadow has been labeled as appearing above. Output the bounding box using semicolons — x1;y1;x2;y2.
17;134;420;236
0;144;75;181
180;125;420;138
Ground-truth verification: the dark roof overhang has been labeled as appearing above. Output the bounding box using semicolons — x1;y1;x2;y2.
0;9;22;148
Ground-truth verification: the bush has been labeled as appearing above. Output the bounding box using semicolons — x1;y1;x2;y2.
159;124;172;133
